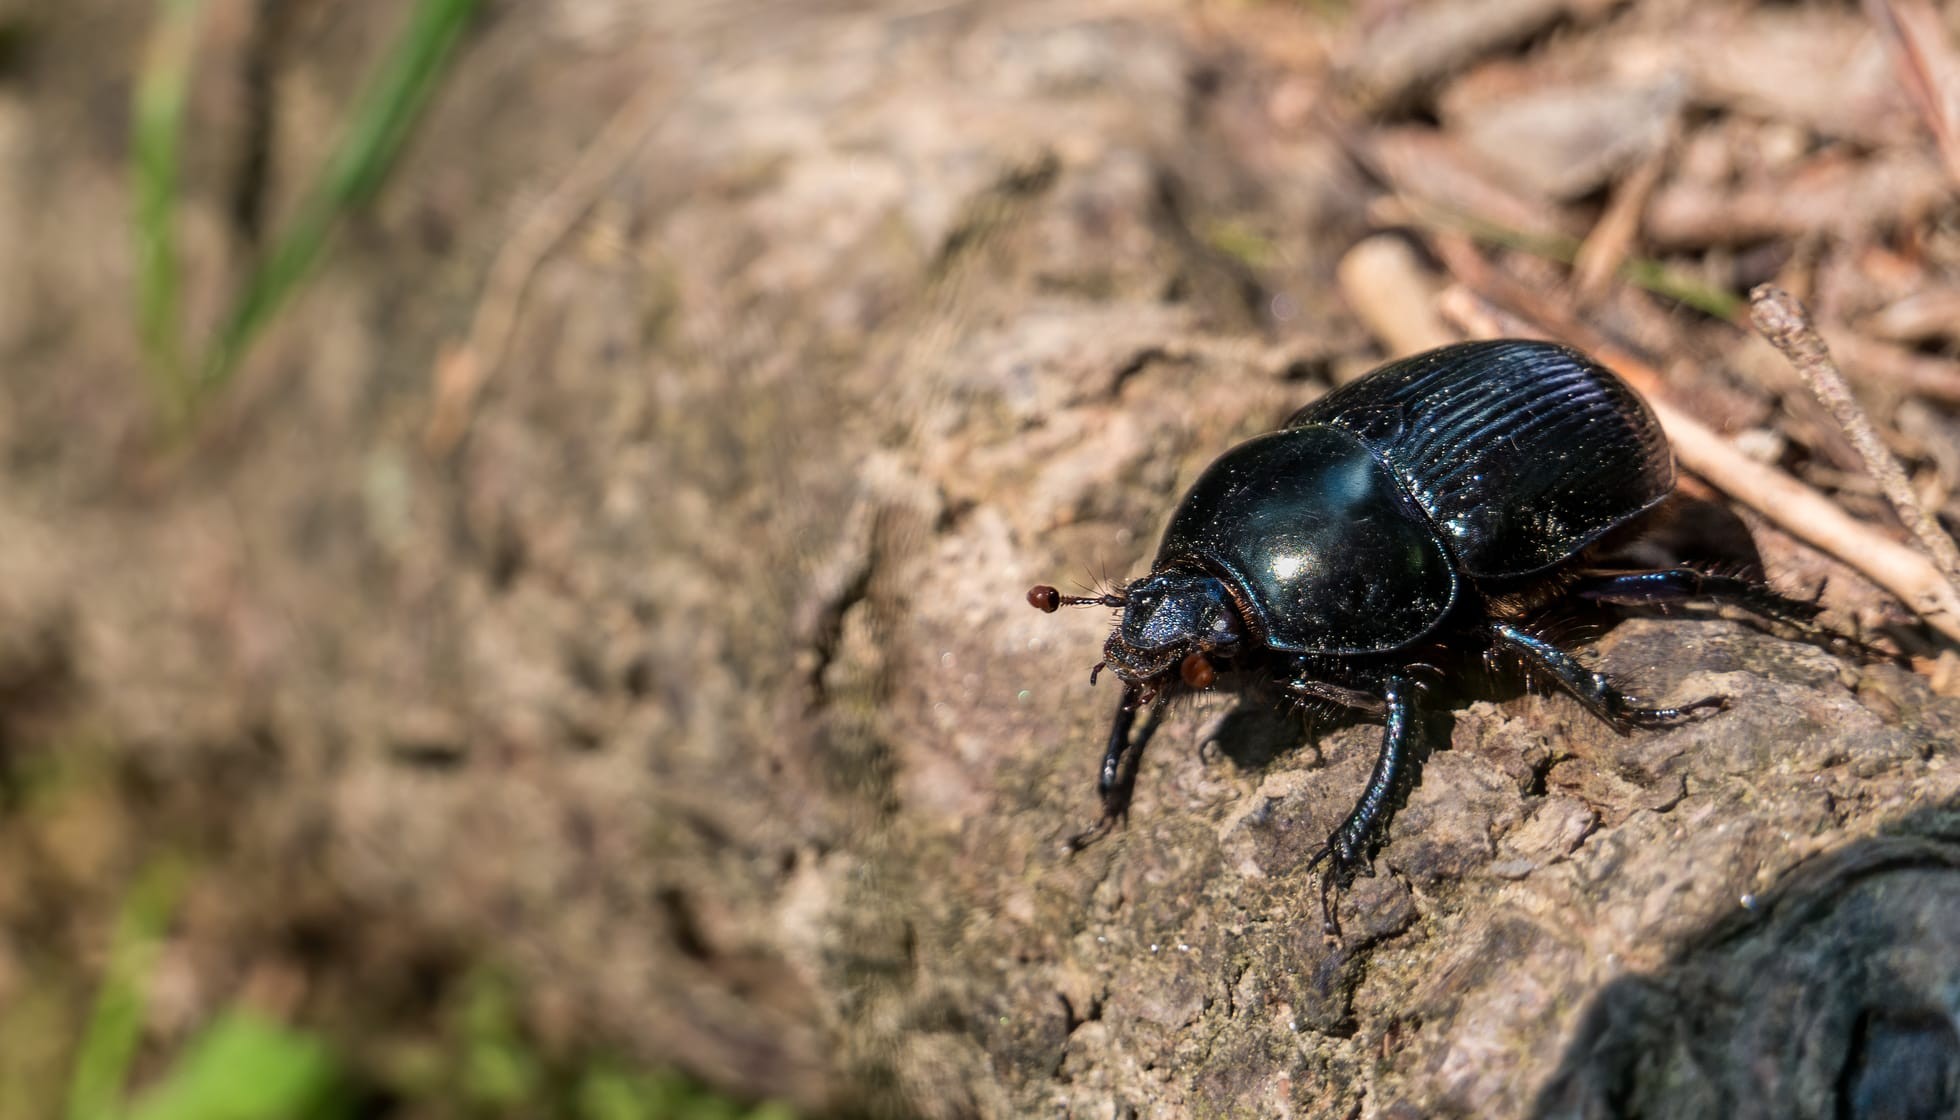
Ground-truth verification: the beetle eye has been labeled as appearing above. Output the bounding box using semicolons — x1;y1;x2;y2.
1205;610;1242;647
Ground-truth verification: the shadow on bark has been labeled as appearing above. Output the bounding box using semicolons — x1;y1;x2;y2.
1534;802;1960;1120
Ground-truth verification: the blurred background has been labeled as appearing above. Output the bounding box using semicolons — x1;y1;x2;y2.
1;0;1958;1117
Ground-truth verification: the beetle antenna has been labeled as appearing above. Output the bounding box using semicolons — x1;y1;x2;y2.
1068;563;1127;602
1095;561;1130;600
1027;585;1127;613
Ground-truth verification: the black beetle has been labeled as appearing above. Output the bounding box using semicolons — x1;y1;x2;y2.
1029;340;1817;923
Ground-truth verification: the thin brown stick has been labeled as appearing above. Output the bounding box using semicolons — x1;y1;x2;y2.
1660;405;1960;643
1429;240;1960;643
1571;139;1670;305
424;73;668;457
1749;285;1960;588
1864;0;1960;186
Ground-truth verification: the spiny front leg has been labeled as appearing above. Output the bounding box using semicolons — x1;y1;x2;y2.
1305;674;1424;934
1286;676;1388;716
1068;685;1163;851
1491;621;1727;731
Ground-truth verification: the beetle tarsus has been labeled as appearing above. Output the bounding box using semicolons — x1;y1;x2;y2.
1066;811;1122;853
1309;849;1345;941
1616;693;1729;728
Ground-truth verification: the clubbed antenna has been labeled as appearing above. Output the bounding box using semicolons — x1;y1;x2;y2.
1026;585;1126;613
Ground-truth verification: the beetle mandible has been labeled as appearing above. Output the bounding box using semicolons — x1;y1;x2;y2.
1028;340;1818;924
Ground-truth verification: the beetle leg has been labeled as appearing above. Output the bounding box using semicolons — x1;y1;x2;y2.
1491;621;1728;731
1067;686;1165;851
1573;568;1822;629
1306;674;1422;935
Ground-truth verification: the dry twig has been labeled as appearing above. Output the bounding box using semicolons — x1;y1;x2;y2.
1823;329;1960;406
1571;140;1670;304
1338;0;1571;111
1643;150;1950;249
1862;288;1960;345
1864;0;1960;186
1336;235;1455;357
1749;285;1960;590
1653;402;1960;644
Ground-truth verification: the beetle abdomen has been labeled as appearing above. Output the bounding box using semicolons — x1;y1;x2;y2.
1288;341;1673;579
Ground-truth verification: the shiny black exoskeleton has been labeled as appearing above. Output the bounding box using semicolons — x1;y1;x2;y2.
1029;340;1818;924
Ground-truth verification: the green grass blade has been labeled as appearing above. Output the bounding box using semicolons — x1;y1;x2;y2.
128;1013;351;1120
132;0;206;427
1616;255;1746;320
64;856;189;1120
199;0;481;394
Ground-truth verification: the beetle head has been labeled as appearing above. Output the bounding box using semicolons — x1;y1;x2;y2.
1102;570;1245;691
1026;571;1245;697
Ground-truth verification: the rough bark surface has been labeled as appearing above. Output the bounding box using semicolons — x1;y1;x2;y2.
1;1;1956;1117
